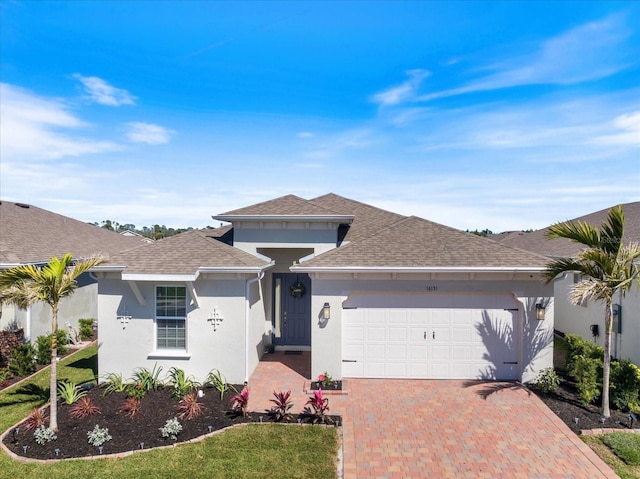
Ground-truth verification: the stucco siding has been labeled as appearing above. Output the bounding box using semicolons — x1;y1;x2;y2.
98;275;255;385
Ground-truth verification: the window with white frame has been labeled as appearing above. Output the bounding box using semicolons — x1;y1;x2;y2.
156;286;187;349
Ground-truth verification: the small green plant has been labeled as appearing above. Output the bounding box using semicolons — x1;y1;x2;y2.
230;387;249;417
33;425;57;445
8;343;36;377
167;367;199;399
78;318;95;340
0;366;13;386
87;425;112;447
101;372;127;394
57;380;87;405
160;417;182;440
565;334;603;371
610;359;640;412
534;367;560;393
269;390;294;422
24;407;47;431
603;432;640;465
177;391;204;420
119;397;142;418
34;331;69;365
132;363;163;391
205;369;235;399
56;328;69;355
70;397;101;418
305;389;333;424
126;382;147;399
317;372;332;388
569;355;601;406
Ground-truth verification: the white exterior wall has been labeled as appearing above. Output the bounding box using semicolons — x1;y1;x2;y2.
233;224;339;256
555;274;640;365
98;273;265;385
309;274;553;383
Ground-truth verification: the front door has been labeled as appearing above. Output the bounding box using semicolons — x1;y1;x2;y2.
272;273;311;346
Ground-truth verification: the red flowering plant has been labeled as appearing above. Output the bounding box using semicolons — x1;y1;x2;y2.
269;390;294;422
304;389;333;424
317;371;332;388
230;387;250;417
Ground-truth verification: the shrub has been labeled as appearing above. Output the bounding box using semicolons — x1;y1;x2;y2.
35;331;69;365
119;397;142;418
0;366;13;384
603;432;640;465
160;417;182;440
565;333;603;371
230;387;249;417
569;355;601;406
101;372;127;395
269;390;294;422
8;343;36;377
70;397;101;418
205;369;235;400
167;367;199;399
534;367;560;393
177;392;204;420
305;389;332;424
57;380;87;405
87;425;112;447
24;408;47;431
132;364;163;391
78;318;95;340
610;359;640;412
33;425;57;445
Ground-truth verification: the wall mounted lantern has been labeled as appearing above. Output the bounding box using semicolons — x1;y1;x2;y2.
322;303;331;321
535;303;545;321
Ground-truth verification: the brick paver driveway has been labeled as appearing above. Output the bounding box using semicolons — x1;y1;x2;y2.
249;355;617;478
339;379;617;479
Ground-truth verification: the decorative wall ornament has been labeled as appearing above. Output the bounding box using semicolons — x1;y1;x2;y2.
208;308;224;331
116;307;132;329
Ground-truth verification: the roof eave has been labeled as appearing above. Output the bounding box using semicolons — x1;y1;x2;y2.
290;265;547;274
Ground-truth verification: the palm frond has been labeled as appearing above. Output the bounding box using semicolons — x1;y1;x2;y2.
599;205;625;255
546;219;601;248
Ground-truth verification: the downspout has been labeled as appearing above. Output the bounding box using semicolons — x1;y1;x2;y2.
26;305;32;342
245;271;265;383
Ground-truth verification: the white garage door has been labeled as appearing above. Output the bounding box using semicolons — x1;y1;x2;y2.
342;292;520;380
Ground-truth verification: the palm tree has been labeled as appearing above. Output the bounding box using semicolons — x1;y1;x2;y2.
0;254;104;431
544;205;640;417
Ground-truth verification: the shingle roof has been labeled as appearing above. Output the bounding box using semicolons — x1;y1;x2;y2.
310;193;406;243
0;200;142;265
497;202;640;258
297;215;549;269
108;229;270;275
217;194;347;217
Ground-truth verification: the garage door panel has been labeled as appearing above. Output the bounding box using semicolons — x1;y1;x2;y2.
342;294;520;381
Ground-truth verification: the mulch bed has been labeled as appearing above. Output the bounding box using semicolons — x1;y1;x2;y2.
2;385;340;461
530;373;634;435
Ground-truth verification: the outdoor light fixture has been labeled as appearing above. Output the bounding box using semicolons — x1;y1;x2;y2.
535;303;545;321
322;302;331;321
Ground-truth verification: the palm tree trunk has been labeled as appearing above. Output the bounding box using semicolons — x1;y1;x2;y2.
601;300;613;418
49;303;58;432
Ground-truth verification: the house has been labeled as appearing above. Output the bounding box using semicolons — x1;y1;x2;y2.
497;202;640;365
95;194;553;385
0;200;143;340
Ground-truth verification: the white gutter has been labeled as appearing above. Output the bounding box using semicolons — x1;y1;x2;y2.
245;271;265;383
290;266;547;274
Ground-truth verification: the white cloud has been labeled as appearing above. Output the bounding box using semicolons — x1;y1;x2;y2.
593;111;640;146
73;74;136;106
0;83;120;160
297;131;315;139
417;12;631;102
371;69;430;106
126;122;174;145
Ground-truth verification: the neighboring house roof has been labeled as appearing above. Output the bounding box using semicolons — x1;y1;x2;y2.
294;215;549;271
214;194;354;223
0;200;142;266
120;230;155;243
497;201;640;258
309;193;407;244
106;229;271;276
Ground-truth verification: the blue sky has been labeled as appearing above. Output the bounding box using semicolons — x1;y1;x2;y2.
1;1;639;232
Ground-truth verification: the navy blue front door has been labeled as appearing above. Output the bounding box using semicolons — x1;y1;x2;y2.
273;273;311;346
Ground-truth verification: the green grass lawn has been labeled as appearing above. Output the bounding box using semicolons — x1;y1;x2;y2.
0;345;339;479
583;434;640;479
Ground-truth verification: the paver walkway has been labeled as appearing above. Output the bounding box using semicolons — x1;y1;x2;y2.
249;354;618;479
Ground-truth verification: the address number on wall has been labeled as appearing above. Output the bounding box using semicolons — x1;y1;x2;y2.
425;285;438;291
